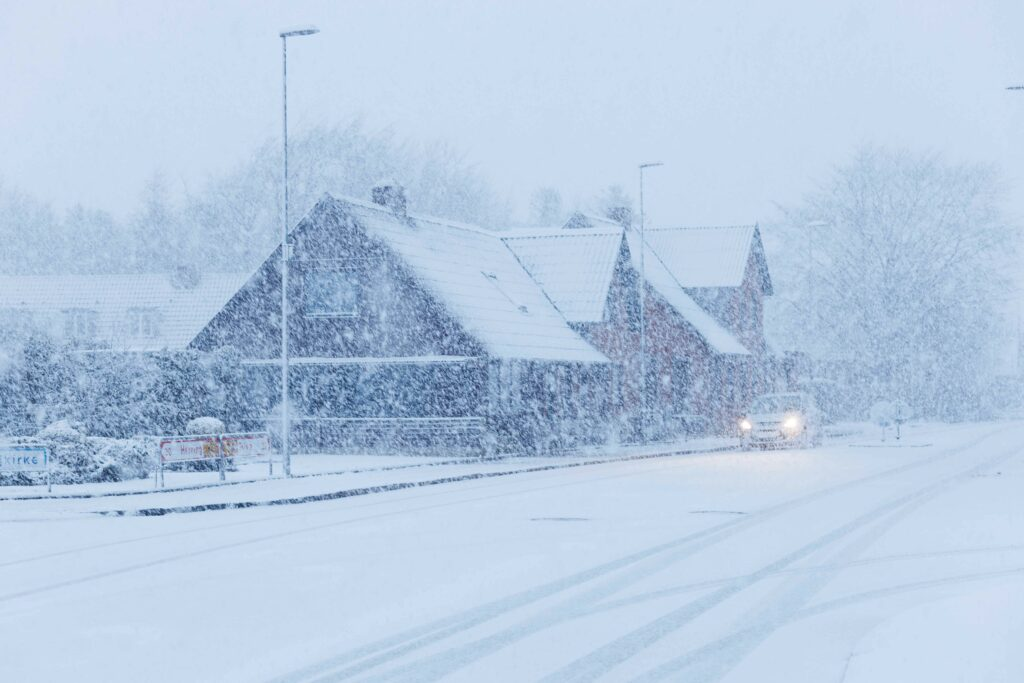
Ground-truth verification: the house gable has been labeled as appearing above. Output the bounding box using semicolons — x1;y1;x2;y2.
192;198;484;360
684;227;772;355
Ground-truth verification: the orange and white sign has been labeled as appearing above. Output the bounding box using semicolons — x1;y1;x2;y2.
220;433;271;461
159;436;221;463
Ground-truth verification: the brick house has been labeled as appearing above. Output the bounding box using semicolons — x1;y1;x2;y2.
501;216;774;436
192;188;614;453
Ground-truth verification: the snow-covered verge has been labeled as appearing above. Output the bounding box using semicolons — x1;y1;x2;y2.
1;421;152;486
0;436;740;517
0;420;967;497
0;433;738;501
843;581;1024;682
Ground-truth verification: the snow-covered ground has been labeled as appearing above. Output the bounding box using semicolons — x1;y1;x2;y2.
2;421;1021;682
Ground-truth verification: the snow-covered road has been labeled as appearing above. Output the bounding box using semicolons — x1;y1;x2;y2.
3;422;1023;682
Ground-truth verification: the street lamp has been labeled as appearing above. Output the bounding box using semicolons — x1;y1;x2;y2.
279;25;319;478
804;219;829;275
638;161;663;444
803;220;830;386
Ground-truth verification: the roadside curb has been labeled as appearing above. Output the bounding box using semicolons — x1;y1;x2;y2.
98;445;738;516
0;456;482;502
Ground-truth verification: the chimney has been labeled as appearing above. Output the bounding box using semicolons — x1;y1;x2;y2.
371;180;407;216
169;264;201;290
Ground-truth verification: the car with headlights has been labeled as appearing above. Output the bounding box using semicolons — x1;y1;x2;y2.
738;392;822;449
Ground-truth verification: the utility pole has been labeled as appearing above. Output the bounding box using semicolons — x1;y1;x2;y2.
638;162;663;445
279;25;319;477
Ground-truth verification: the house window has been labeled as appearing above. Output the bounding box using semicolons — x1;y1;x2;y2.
304;270;359;317
126;307;160;338
63;309;98;340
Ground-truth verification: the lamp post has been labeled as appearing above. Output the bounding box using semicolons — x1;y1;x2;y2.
638;161;663;444
803;220;829;387
804;219;829;291
279;25;319;477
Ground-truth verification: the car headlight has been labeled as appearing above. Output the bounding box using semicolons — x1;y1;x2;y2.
782;415;802;431
739;418;752;432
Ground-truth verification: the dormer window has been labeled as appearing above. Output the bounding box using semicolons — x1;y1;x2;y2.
126;307;160;338
304;270;359;317
63;308;97;340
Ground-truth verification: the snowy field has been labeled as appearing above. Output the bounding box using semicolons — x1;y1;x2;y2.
2;421;1023;682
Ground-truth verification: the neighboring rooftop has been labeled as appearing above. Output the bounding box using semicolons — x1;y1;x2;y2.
0;272;251;352
624;231;750;355
500;223;752;356
642;224;770;291
500;225;622;323
323;194;609;364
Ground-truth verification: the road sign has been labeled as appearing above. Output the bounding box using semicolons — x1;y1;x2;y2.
159;436;221;464
0;445;49;472
220;433;271;461
0;445;52;492
154;432;275;487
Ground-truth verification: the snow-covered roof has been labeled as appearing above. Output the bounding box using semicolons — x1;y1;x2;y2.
562;212;622;231
0;272;252;351
642;225;758;288
326;195;608;364
500;224;750;356
500;227;622;323
625;231;750;356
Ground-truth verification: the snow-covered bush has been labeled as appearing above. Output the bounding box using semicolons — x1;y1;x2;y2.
0;331;249;441
186;416;225;435
0;420;154;486
94;437;155;482
33;420;104;483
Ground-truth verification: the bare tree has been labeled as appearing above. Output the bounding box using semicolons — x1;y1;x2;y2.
529;187;563;225
593;184;633;226
188;121;509;269
772;147;1017;418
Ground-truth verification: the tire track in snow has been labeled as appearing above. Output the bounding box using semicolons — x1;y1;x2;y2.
574;542;1024;618
548;441;1021;683
272;425;1014;683
0;451;721;603
632;563;1024;683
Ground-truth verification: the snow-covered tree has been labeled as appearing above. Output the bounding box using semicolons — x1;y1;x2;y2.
529;187;563;225
187;121;508;269
771;147;1018;418
593;184;633;226
0;120;507;276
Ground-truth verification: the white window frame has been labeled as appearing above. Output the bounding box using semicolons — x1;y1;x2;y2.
303;269;360;318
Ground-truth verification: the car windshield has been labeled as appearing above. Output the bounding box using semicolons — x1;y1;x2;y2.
749;395;802;414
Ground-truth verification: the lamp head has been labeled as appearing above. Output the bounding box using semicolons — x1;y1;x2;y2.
280;26;320;38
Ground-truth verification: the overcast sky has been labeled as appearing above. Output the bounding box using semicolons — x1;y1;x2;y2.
4;0;1024;226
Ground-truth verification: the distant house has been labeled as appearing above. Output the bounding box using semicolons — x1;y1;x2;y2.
0;271;249;352
501;216;774;434
192;187;613;453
